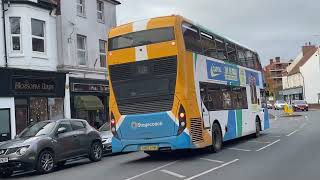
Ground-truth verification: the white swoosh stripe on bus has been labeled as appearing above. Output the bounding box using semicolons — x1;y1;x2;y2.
116;115;126;131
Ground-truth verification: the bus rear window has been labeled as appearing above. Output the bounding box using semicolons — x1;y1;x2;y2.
108;27;175;51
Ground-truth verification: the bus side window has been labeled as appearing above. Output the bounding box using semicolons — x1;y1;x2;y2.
237;47;247;67
246;51;254;69
226;42;237;64
182;23;202;53
200;31;218;59
215;38;227;60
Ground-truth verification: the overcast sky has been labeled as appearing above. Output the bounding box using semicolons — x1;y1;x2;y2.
116;0;320;65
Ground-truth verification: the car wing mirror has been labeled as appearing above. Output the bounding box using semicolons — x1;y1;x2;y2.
57;127;67;135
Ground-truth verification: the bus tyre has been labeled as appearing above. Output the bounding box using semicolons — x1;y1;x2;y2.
210;123;222;153
255;119;261;138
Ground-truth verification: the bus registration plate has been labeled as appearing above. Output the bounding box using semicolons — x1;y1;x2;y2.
140;145;159;151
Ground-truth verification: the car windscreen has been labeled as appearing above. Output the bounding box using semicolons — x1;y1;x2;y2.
99;123;111;132
293;100;307;105
19;121;56;138
108;27;175;51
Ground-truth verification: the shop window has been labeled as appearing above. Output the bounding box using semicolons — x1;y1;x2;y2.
48;98;64;120
30;97;48;123
0;109;11;142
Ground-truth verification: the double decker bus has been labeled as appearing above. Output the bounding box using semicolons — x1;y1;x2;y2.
107;15;269;154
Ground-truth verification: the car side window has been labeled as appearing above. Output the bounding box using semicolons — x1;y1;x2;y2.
57;121;72;133
71;121;86;131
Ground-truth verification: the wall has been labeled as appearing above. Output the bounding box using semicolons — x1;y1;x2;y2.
4;4;58;71
0;0;5;66
0;97;16;139
57;0;116;80
300;51;320;104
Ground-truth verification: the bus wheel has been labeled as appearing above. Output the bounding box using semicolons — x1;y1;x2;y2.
210;123;222;153
255;119;261;138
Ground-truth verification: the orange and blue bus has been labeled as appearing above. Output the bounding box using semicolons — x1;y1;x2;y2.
107;15;269;154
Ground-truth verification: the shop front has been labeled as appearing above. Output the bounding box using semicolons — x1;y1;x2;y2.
0;68;66;140
69;78;109;129
280;86;304;103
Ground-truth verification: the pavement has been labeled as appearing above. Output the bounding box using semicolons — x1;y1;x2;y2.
8;109;320;180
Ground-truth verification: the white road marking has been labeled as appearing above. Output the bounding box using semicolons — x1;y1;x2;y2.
125;161;179;180
248;140;271;144
256;139;281;151
199;158;224;164
160;169;186;178
268;135;281;138
228;148;252;152
299;123;307;129
286;129;299;137
184;159;239;180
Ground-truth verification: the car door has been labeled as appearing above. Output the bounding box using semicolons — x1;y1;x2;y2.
54;121;78;160
70;120;89;155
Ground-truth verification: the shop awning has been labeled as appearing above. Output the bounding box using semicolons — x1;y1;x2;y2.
74;96;104;111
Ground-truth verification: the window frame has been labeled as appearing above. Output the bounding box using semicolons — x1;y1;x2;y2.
99;39;107;68
9;17;22;53
96;0;104;23
77;34;88;66
77;0;86;17
31;18;46;54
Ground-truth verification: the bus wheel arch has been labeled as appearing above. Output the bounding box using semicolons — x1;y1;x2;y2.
210;120;223;153
255;115;262;138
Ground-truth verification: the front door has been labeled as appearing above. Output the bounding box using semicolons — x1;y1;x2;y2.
15;106;28;135
0;109;11;142
55;121;79;160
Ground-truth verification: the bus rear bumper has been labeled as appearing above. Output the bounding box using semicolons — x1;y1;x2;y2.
112;132;192;153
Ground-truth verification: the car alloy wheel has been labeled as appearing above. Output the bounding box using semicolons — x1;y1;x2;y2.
89;142;103;162
37;150;55;174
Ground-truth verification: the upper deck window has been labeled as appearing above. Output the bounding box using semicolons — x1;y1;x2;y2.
108;27;175;51
182;22;202;53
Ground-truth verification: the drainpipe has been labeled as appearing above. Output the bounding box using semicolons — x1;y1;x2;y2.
1;0;8;68
299;72;306;100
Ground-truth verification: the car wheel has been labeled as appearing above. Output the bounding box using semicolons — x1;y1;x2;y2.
36;150;55;174
210;123;222;153
255;119;261;138
89;141;103;162
0;170;13;178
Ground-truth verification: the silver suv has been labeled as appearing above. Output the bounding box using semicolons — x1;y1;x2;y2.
0;119;103;177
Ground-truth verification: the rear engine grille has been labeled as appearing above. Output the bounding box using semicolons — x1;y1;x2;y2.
190;118;204;143
118;95;174;115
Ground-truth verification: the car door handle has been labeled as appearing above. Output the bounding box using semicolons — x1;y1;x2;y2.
73;135;78;138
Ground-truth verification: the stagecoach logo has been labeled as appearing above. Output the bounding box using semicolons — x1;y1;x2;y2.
131;121;163;129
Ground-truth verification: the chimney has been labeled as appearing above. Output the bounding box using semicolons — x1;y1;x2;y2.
302;42;316;56
270;59;274;64
275;57;280;63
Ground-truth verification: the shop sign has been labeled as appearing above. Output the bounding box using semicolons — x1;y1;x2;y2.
12;78;56;94
72;83;109;93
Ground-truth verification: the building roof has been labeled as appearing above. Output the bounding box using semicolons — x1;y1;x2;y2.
105;0;121;5
5;0;57;10
288;47;318;75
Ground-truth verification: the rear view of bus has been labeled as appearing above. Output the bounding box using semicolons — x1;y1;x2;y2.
108;16;194;153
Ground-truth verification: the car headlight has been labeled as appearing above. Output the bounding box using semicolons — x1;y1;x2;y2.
16;146;30;156
102;138;112;144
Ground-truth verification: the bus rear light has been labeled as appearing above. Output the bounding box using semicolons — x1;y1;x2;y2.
177;105;187;135
109;112;119;138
